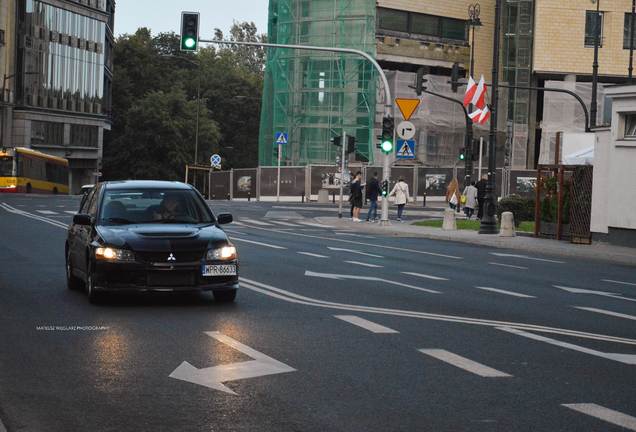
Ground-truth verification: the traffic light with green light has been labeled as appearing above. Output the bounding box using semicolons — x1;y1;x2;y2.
180;12;200;52
458;151;466;161
380;116;394;154
381;180;389;197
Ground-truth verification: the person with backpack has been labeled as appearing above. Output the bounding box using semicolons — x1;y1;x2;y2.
389;177;410;222
365;172;380;222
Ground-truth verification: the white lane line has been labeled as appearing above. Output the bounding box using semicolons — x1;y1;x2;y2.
490;252;565;264
602;279;636;287
36;210;58;215
64;211;77;215
231;221;246;226
418;349;512;378
334;232;375;238
328;247;383;258
304;271;440;294
573;306;636;321
0;203;68;229
554;285;636;303
474;286;535;298
239;218;274;226
238;277;636;346
562;404;636;431
488;262;528;270
402;272;449;281
297;252;329;258
345;260;383;268
269;220;301;227
296;221;334;228
335;315;399;334
230;237;287;249
498;327;636;365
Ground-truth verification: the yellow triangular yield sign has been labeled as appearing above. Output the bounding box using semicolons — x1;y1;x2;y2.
395;98;421;121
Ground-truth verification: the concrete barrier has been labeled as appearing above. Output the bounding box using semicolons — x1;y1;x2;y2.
500;211;515;237
317;189;330;204
442;209;457;231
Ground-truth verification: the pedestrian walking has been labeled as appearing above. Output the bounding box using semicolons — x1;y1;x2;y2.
462;181;479;219
389;177;410;221
476;174;487;219
350;171;364;222
446;177;461;211
365;172;380;222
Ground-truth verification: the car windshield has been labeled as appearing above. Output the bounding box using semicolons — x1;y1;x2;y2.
99;189;214;225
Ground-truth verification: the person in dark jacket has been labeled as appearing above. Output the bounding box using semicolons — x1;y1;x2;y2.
476;175;488;219
350;171;364;222
365;172;380;222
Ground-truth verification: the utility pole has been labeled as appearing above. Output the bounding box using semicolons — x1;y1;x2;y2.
479;0;502;235
590;0;601;128
276;142;281;202
337;131;347;219
630;0;635;83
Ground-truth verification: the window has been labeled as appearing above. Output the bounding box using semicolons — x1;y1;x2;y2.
378;8;408;32
624;113;636;138
70;124;98;147
410;14;439;36
585;10;603;47
441;18;467;40
624;13;636;49
31;121;64;146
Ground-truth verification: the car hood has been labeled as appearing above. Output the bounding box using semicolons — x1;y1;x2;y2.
95;224;230;252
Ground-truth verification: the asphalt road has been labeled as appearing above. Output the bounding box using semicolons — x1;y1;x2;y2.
1;195;636;432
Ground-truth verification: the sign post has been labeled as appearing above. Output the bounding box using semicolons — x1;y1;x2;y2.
274;132;288;202
338;131;347;219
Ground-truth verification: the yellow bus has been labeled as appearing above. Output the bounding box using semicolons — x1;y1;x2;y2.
0;147;69;194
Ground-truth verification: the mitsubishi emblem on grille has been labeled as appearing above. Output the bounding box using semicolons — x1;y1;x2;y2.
167;253;176;262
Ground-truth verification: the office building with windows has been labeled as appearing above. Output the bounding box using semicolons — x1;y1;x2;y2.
0;0;114;193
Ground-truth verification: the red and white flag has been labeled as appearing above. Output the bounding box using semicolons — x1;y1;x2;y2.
468;109;482;121
463;76;477;108
471;75;488;110
477;106;491;124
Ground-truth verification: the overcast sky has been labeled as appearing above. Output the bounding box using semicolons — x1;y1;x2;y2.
115;1;269;38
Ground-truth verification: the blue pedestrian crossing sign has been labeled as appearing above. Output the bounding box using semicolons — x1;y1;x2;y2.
396;139;416;159
274;132;288;145
210;154;222;167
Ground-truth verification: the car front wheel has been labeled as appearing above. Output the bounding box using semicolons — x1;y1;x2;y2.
213;289;237;303
86;264;101;304
66;249;83;291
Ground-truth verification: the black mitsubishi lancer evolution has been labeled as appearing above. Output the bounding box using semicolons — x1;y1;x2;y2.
65;180;239;303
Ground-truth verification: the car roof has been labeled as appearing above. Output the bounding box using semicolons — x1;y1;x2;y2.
102;180;193;191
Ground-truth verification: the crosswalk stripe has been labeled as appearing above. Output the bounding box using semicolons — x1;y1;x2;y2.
36;210;58;215
602;279;636;287
269;220;301;227
239;218;274;226
402;272;449;281
574;306;636;321
65;211;77;215
344;260;383;268
231;237;286;249
474;286;535;298
335;315;398;334
296;221;333;228
562;404;636;431
297;252;328;258
418;349;512;378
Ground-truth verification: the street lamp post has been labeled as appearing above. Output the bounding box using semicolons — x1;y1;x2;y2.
629;0;635;83
590;0;601;128
465;3;482;187
479;0;502;235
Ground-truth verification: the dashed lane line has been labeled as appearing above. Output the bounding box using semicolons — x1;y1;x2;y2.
297;252;329;258
474;286;536;298
36;210;58;215
488;262;528;270
345;260;383;268
239;218;274;226
562;404;636;431
573;306;636;321
335;315;399;334
230;237;287;250
602;279;636;287
327;247;383;258
268;220;302;227
418;349;512;378
402;272;449;281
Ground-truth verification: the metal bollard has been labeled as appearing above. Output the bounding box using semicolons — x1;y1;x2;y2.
247;192;251;202
332;191;336;204
422;193;427;207
301;191;305;203
227;193;231;201
212;194;216;200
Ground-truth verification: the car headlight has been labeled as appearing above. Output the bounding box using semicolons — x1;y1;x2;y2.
206;245;237;261
95;247;135;262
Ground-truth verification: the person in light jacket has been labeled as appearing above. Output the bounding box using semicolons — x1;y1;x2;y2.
462;181;479;219
389;177;410;221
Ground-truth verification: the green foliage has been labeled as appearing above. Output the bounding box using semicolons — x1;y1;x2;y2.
539;176;571;224
497;194;535;227
104;23;265;180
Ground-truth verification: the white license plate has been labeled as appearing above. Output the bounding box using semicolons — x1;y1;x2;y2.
202;264;237;277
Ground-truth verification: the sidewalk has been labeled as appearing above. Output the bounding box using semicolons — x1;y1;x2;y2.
315;216;636;266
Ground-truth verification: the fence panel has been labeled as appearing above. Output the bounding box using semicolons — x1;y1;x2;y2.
260;167;306;197
209;171;231;200
233;169;257;199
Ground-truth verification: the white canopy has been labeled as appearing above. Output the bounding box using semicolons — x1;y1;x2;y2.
563;146;595;166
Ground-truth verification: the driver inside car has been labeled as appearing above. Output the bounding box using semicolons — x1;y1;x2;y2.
153;193;187;221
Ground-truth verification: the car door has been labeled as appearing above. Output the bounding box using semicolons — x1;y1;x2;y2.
77;186;100;276
68;187;95;273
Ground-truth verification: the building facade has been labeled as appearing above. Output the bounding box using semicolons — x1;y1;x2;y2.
0;0;114;193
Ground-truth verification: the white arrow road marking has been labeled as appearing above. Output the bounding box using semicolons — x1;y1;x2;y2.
297;252;328;258
562;404;636;431
573;306;636;321
602;279;636;287
345;260;383;268
498;327;636;365
474;286;535;298
489;262;528;270
239;277;636;346
169;331;296;395
335;315;399;333
328;247;383;258
402;272;449;281
230;237;287;249
304;270;440;294
554;285;636;303
490;252;565;264
418;349;512;378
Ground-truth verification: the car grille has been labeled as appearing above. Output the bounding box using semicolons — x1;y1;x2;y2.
136;250;204;264
147;271;196;287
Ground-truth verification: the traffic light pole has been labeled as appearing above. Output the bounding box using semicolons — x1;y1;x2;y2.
338;131;347;219
198;38;394;223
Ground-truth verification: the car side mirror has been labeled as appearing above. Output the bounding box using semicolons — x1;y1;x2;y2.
217;213;233;225
73;214;92;226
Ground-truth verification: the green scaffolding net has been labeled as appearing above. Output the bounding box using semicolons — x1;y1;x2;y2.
258;0;377;166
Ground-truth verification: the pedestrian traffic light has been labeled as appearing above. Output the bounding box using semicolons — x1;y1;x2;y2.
458;151;466;161
180;12;200;52
330;136;342;147
381;180;389;197
346;136;356;155
380;116;394;154
450;62;460;93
